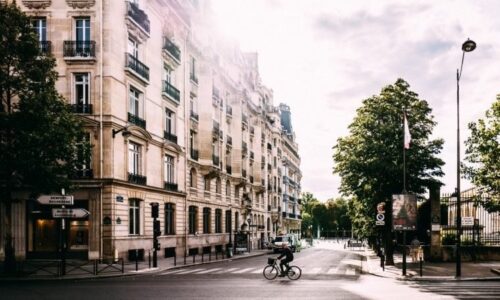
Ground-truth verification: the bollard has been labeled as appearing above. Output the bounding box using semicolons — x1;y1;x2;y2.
121;258;124;273
419;257;423;277
135;249;139;271
174;255;177;266
148;250;151;268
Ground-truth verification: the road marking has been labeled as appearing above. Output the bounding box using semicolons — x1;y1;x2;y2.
175;268;206;274
231;267;255;274
213;267;238;274
327;267;339;274
251;268;263;273
160;269;185;275
195;268;222;274
305;267;321;274
345;268;356;275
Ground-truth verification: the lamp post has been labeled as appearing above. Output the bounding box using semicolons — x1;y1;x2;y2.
456;38;476;277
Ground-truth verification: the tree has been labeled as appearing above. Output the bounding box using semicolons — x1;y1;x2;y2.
463;97;500;212
333;79;444;264
0;3;89;272
301;191;320;215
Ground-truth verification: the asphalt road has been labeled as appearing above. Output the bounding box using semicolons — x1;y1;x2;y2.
1;242;499;300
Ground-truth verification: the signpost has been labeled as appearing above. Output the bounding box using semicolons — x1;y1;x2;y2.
37;195;74;205
52;208;90;218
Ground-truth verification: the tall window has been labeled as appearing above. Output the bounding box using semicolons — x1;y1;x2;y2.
164;155;174;183
164;203;175;235
215;177;221;194
204;177;210;191
128;142;141;175
235;212;239;231
129;199;141;235
128;38;138;58
190;96;197;114
203;207;211;234
74;73;90;105
190;56;197;80
189;168;197;188
188;206;198;234
75;18;90;55
32;18;46;41
225;180;231;196
225;210;231;233
129;87;142;117
165;109;175;134
164;66;173;83
75;133;91;172
215;209;222;233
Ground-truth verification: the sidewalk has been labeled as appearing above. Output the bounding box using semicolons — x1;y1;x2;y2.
363;248;500;281
0;249;272;281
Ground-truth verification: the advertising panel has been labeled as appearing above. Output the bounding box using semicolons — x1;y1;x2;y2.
392;194;417;231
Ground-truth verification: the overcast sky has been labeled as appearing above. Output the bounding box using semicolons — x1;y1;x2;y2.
211;0;499;201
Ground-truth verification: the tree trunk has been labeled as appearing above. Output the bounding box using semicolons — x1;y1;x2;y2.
3;199;16;274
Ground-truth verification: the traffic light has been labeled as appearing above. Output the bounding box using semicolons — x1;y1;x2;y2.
153;220;161;237
151;202;159;218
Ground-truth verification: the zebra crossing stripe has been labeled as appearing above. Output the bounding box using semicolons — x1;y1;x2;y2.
176;268;206;274
195;268;222;274
327;267;339;274
306;267;322;274
231;267;255;274
345;268;356;275
213;267;238;274
250;268;263;273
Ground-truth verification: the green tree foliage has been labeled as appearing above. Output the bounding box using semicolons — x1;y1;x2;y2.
311;198;352;235
300;192;320;236
301;191;320;215
333;79;444;237
0;3;89;272
463;97;500;212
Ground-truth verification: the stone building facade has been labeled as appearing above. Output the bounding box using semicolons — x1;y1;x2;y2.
1;0;302;262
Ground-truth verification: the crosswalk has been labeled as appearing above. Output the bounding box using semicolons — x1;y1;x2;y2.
406;281;500;299
158;265;360;277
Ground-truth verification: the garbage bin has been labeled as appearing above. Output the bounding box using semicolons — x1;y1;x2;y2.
227;246;233;258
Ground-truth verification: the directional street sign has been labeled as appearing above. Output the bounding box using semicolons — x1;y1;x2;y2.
37;195;74;205
52;208;89;218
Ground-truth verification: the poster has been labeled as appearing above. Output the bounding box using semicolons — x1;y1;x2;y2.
234;232;248;252
392;194;417;231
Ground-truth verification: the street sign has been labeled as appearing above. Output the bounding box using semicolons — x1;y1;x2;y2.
375;213;385;226
52;208;89;218
462;216;474;226
376;220;385;226
37;195;74;205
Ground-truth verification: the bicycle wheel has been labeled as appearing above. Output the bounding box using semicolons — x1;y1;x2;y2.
287;266;301;280
263;265;279;280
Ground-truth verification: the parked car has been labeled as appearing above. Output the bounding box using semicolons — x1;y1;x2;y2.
272;234;298;253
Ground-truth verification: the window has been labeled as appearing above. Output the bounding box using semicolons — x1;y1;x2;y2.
235;212;239;231
129;87;142;117
75;132;91;173
165;109;175;134
190;56;197;80
32;18;46;42
203;207;211;234
164;155;175;183
128;38;138;58
204;177;211;191
128;142;141;175
75;18;90;42
164;203;175;235
190;96;198;115
189;168;197;188
215;177;221;194
129;199;141;235
225;180;231;196
188;206;198;234
215;209;222;233
74;73;90;105
225;210;231;233
164;66;174;84
235;186;239;198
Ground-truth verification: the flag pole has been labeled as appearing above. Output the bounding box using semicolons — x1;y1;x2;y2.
403;110;406;194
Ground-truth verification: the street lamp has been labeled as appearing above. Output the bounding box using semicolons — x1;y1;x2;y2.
456;38;476;277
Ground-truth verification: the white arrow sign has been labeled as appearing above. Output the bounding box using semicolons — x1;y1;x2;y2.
52;208;89;218
37;195;74;205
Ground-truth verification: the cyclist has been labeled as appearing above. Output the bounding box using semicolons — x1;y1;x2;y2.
277;242;294;277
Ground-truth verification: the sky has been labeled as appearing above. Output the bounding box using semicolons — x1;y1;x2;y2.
210;0;500;201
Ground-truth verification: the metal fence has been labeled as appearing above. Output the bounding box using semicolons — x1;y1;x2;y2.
441;191;500;246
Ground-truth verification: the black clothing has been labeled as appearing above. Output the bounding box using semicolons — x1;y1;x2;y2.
278;247;294;274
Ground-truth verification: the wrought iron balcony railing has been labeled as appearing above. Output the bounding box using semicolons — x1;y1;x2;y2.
63;41;96;57
39;41;51;54
190;111;199;121
71;103;93;114
164;131;178;144
128;112;146;129
164;182;178;192
162;37;180;61
162;81;180;102
127;1;150;34
128;173;147;185
126;53;149;81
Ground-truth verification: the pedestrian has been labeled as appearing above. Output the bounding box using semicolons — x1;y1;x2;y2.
410;237;420;262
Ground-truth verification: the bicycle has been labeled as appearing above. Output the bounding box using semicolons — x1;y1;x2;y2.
263;257;302;280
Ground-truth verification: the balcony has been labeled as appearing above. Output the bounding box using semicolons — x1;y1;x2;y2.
63;41;96;59
249;176;254;183
190;110;199;121
226;105;233;117
127;1;150;34
226;166;232;174
227;135;232;146
128;173;146;185
128;113;146;129
72;169;93;179
162;81;180;103
39;41;51;54
126;53;149;82
163;131;178;144
212;154;220;166
242;169;247;178
250;151;254;160
164;182;178;192
162;37;180;62
190;148;199;161
71;103;92;114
